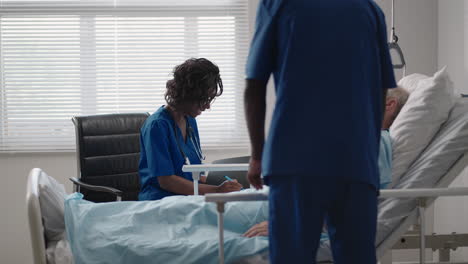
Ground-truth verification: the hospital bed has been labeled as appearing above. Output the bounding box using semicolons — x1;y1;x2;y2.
182;99;468;264
27;100;468;264
184;155;468;264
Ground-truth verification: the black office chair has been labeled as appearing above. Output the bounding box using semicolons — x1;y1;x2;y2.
70;113;150;202
206;156;251;189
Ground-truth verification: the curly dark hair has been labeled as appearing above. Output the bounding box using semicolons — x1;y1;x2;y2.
165;58;223;108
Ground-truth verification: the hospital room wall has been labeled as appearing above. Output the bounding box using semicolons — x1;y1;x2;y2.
437;0;468;261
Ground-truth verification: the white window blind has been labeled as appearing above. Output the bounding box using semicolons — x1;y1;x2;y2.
0;0;250;152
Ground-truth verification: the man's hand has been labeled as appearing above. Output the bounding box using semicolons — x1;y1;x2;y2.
243;221;268;238
247;158;262;189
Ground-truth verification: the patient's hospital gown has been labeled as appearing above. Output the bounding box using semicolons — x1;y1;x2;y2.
379;130;392;189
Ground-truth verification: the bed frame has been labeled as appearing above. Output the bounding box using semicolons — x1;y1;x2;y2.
26;168;48;264
379;152;468;264
26;154;468;264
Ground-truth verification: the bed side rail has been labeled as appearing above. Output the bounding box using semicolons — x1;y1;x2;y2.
183;163;468;264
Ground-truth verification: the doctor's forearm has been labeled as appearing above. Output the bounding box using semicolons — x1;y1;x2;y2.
244;79;267;160
158;175;217;195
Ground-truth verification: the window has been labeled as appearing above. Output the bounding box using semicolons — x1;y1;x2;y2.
0;0;250;151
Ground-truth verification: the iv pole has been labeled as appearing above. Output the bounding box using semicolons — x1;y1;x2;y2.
389;0;407;76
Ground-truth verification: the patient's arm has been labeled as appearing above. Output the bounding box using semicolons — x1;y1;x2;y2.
158;175;241;195
243;221;269;238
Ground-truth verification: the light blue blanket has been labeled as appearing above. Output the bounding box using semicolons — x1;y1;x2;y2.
64;133;392;264
64;191;269;264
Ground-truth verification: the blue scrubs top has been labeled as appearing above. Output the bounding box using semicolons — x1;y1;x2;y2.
138;106;202;200
246;0;397;189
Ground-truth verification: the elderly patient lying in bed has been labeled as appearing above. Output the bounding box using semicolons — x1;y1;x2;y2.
243;87;409;238
64;88;409;264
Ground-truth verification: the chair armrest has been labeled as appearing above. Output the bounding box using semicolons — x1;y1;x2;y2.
69;177;123;201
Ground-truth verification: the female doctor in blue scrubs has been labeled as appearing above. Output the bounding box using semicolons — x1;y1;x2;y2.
139;58;242;200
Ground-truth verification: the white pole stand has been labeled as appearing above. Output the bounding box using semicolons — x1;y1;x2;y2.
418;198;426;264
217;202;225;264
192;171;200;196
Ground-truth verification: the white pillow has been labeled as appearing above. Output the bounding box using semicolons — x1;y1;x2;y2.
38;172;68;242
397;98;468;188
390;67;456;186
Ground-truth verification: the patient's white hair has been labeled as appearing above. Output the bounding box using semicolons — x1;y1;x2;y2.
387;86;409;117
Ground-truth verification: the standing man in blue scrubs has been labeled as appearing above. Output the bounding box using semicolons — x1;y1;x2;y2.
244;0;396;263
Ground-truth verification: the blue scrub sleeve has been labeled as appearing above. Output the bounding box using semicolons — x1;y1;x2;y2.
145;121;176;177
372;2;397;89
245;0;277;81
